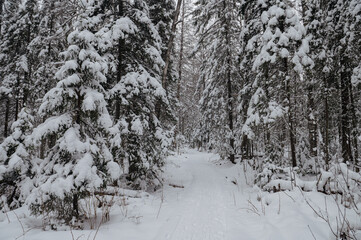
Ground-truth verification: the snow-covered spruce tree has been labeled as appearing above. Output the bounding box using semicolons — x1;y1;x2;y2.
193;0;241;163
30;0;75;108
247;0;313;167
337;0;361;166
312;0;361;166
27;2;120;223
300;0;322;164
147;0;175;75
0;0;40;138
147;0;180;147
236;0;268;160
299;0;341;171
0;108;34;210
147;0;181;99
101;0;173;190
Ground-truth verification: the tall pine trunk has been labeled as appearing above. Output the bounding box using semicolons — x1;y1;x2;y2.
224;2;235;164
279;14;296;167
162;0;182;90
177;0;185;101
323;77;330;167
115;0;124;120
3;97;10;137
307;87;317;158
349;77;359;169
177;0;185;138
0;0;3;30
340;54;352;163
227;65;235;164
284;59;297;167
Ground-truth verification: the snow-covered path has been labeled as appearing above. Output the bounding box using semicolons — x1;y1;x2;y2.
153;149;330;240
154;151;230;240
0;149;337;240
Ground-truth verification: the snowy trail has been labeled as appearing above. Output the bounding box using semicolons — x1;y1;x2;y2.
154;150;251;240
0;149;337;240
153;149;324;240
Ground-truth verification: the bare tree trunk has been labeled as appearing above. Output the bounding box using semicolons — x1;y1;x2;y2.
15;98;19;121
349;80;359;170
4;97;10;137
263;64;271;152
162;0;182;90
0;0;4;31
115;0;125;120
340;55;352;163
302;0;317;160
323;78;330;167
72;193;79;219
224;2;235;164
308;89;317;157
288;93;297;167
176;0;186;138
14;74;21;121
278;14;297;167
227;66;235;164
177;0;185;101
284;59;297;167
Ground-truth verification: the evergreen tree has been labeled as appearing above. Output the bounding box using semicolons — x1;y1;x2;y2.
0;108;34;210
27;2;120;223
0;0;39;137
236;0;267;159
103;0;173;189
247;0;313;167
31;0;74;106
194;0;241;163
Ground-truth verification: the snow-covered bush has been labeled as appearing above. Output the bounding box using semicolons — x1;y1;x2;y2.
0;108;35;210
255;163;294;189
259;162;361;208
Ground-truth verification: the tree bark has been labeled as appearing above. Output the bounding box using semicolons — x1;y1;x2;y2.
176;0;186;138
224;1;235;164
0;0;4;31
307;88;317;158
115;0;125;120
177;0;185;101
323;78;330;167
227;67;235;164
4;97;10;137
340;54;352;163
279;15;297;167
284;59;297;167
349;79;359;169
72;193;79;218
161;0;182;90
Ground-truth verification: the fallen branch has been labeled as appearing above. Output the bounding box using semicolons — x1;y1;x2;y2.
94;191;141;198
169;183;184;189
94;188;149;199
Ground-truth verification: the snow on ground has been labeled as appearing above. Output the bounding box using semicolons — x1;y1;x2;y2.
0;148;360;240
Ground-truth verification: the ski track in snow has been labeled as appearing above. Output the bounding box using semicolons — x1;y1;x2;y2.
154;149;262;240
155;153;228;240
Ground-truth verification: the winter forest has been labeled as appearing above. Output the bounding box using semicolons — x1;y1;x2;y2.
0;0;361;239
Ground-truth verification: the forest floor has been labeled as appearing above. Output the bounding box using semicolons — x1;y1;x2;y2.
1;149;359;240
